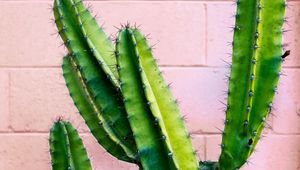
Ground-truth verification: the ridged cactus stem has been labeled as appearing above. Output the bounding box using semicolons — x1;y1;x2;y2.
116;27;199;170
219;0;286;169
248;0;286;154
66;0;119;86
131;29;199;170
62;55;136;162
116;27;171;170
49;120;92;170
220;0;260;167
54;0;138;163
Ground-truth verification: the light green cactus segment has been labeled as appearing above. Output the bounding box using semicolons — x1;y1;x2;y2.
62;56;135;162
220;0;286;169
49;120;92;170
248;0;286;154
54;0;138;160
117;28;171;170
63;0;119;86
131;28;199;170
219;0;260;169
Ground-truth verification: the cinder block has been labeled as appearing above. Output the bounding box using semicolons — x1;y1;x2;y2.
206;2;235;66
162;67;227;133
10;68;88;132
0;2;64;66
0;134;51;170
242;135;300;170
205;135;222;161
273;69;300;134
191;135;205;160
0;70;10;131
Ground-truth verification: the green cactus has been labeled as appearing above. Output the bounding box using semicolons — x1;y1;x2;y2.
219;0;286;169
54;0;138;163
49;120;92;170
50;0;287;169
116;28;199;170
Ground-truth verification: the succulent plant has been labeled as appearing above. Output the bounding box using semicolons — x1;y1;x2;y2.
219;0;287;169
50;120;92;170
50;0;287;169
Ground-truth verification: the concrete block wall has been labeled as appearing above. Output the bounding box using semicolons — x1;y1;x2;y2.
0;0;299;169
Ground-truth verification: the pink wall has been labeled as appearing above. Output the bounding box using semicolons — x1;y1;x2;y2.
0;0;299;170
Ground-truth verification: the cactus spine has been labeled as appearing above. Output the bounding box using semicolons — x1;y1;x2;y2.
50;0;287;169
49;120;92;170
219;0;286;169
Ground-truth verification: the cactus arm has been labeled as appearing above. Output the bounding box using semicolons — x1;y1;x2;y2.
116;28;171;170
61;0;119;86
219;0;260;168
54;0;138;161
248;0;286;154
49;121;69;170
49;120;92;170
219;0;286;169
219;0;260;169
131;28;199;170
62;55;135;162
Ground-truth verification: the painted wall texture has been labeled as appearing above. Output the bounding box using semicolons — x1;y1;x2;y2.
0;0;299;169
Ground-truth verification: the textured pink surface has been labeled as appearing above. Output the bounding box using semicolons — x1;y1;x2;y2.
0;0;299;170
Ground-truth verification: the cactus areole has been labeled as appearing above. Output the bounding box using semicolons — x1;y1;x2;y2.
50;0;286;169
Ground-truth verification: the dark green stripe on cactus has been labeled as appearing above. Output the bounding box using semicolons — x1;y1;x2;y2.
54;0;138;162
130;28;199;170
62;55;135;162
219;0;286;169
248;0;286;155
49;120;92;170
116;27;172;170
200;161;219;170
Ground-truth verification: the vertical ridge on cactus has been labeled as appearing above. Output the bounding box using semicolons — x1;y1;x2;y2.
49;120;92;170
219;0;261;168
116;27;173;170
219;0;286;169
130;28;199;170
62;55;136;162
54;0;138;163
62;0;119;85
248;0;286;154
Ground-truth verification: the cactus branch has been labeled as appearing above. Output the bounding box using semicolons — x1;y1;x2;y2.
219;0;286;169
62;55;136;162
116;27;172;170
49;120;92;170
131;28;199;170
248;0;286;154
54;0;138;163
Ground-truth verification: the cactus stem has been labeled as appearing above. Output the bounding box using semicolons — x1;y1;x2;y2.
50;120;92;170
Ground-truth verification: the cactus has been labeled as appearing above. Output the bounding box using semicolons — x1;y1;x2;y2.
219;0;286;169
116;27;199;169
49;120;92;170
50;0;287;169
54;0;138;163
